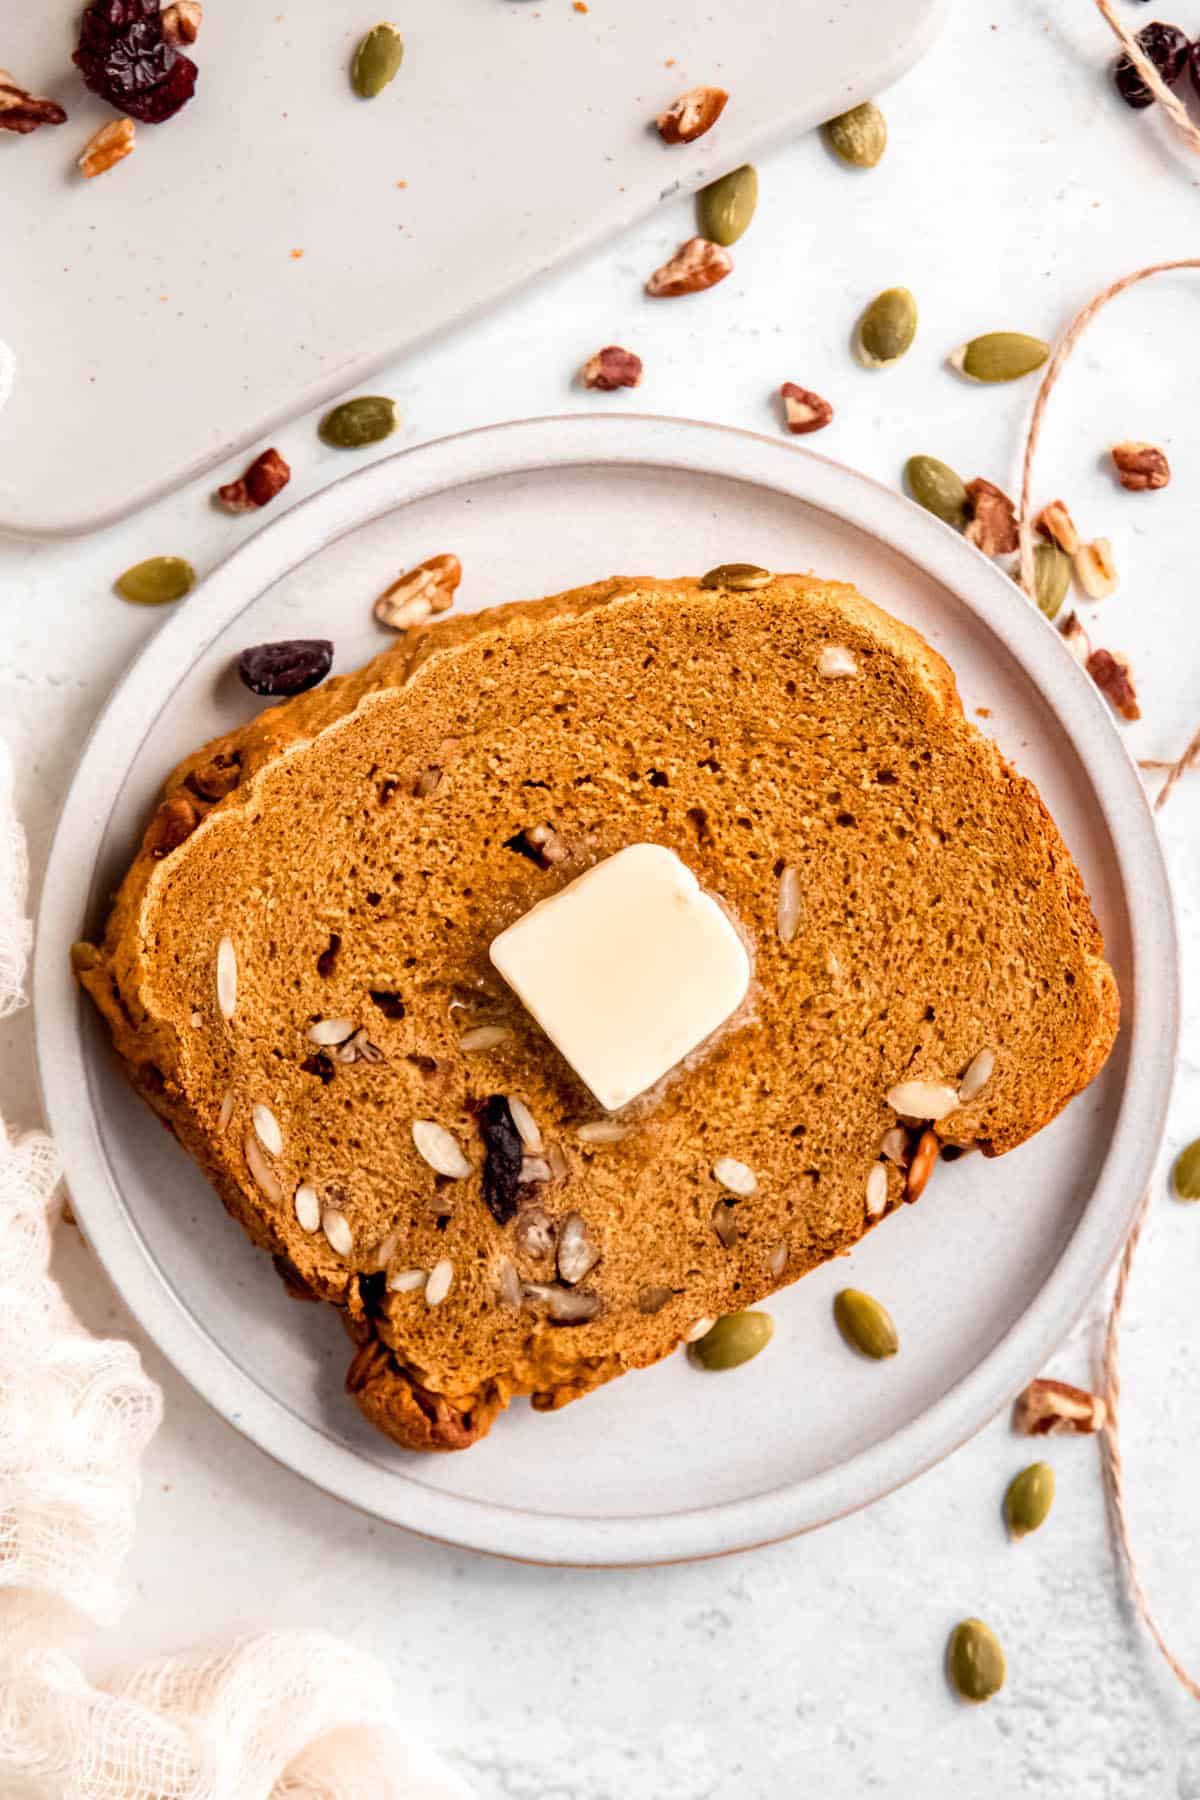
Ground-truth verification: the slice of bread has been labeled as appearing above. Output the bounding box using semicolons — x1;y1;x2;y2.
76;574;1119;1452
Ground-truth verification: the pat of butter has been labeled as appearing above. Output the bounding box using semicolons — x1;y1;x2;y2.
489;843;751;1112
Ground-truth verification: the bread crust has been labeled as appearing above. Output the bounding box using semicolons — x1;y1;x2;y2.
76;575;1119;1452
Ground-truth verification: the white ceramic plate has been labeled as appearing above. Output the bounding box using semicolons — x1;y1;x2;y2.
1;0;942;536
34;416;1177;1565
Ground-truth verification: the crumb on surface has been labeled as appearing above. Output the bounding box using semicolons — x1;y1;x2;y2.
290;248;304;260
976;706;992;718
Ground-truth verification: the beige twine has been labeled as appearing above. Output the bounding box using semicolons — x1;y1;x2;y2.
1017;243;1200;1695
1091;0;1200;155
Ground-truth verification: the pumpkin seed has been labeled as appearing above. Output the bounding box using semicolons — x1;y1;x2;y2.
115;556;195;606
700;562;772;591
1005;1461;1055;1539
833;1287;898;1359
1173;1136;1200;1200
905;455;969;530
947;1618;1006;1703
687;1310;774;1370
856;287;917;368
950;332;1049;384
319;395;398;449
696;163;758;245
351;22;405;98
1033;541;1072;620
824;100;887;168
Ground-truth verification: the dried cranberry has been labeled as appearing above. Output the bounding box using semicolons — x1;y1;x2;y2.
237;639;334;696
1189;36;1200;99
480;1095;523;1226
74;0;197;125
1113;22;1188;108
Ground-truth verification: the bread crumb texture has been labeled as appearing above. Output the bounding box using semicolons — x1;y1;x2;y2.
77;575;1119;1450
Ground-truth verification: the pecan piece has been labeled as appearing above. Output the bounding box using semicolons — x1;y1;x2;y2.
780;382;833;435
162;1;203;47
374;552;462;631
146;792;201;859
645;236;733;298
964;478;1019;556
217;447;291;512
186;751;241;800
1086;646;1141;721
1035;499;1080;557
0;69;67;134
1111;440;1170;492
1060;613;1092;666
78;117;135;179
581;345;643;391
1014;1377;1107;1436
655;84;728;144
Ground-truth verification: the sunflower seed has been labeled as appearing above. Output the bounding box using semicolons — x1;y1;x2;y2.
372;1226;402;1270
516;1206;557;1259
458;1025;512;1052
638;1285;674;1314
497;1258;523;1307
711;1199;739;1247
577;1120;630;1144
880;1126;908;1164
866;1163;888;1218
388;1266;428;1293
885;1079;959;1121
958;1047;996;1103
776;864;802;944
683;1315;717;1343
244;1133;281;1204
412;1119;472;1178
322;1207;354;1256
337;1028;385;1065
216;936;237;1019
217;1089;234;1134
767;1241;788;1279
817;644;858;678
520;1155;552;1184
545;1141;569;1180
308;1017;357;1047
252;1103;283;1157
712;1156;757;1196
549;1287;601;1324
294;1184;321;1232
425;1260;453;1304
507;1096;543;1154
557;1212;600;1284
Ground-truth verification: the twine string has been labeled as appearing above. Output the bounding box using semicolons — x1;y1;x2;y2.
1091;0;1200;155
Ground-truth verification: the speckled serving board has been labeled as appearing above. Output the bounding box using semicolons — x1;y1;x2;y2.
1;0;942;536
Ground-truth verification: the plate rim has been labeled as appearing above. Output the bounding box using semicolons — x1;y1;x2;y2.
33;413;1179;1564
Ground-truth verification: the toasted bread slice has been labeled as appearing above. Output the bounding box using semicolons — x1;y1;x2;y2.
76;575;1119;1451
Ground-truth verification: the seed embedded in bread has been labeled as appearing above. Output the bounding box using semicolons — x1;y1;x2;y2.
294;1183;320;1232
959;1047;996;1102
577;1120;630;1145
388;1266;427;1293
216;936;237;1019
412;1119;472;1178
507;1096;543;1154
712;1156;757;1196
216;1088;234;1134
818;644;858;678
243;1133;281;1203
458;1025;511;1052
322;1207;354;1256
252;1103;283;1156
425;1259;454;1306
308;1017;356;1046
886;1079;959;1121
557;1212;600;1285
866;1163;888;1217
683;1315;716;1343
776;864;802;944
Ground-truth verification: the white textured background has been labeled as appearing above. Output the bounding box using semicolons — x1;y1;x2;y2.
3;2;1200;1793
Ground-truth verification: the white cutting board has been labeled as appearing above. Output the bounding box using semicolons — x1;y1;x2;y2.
1;0;942;536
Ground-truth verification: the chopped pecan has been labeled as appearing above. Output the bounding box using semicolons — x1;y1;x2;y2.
217;447;290;512
78;117;135;179
1086;646;1140;721
374;552;462;631
1111;440;1170;491
581;345;643;391
146;791;201;859
1035;499;1080;557
964;478;1019;556
186;751;242;801
0;69;67;134
780;382;834;435
1060;613;1092;666
655;84;728;144
162;1;203;47
1014;1377;1107;1436
645;236;733;298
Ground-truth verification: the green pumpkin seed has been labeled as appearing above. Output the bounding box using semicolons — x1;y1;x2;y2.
856;287;917;368
318;395;398;449
700;562;772;591
1033;541;1072;620
1173;1136;1200;1200
824;101;887;168
697;164;758;246
351;23;405;99
1005;1461;1055;1539
833;1287;898;1359
688;1310;774;1370
114;556;196;606
905;455;969;530
947;1618;1006;1704
950;332;1050;384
